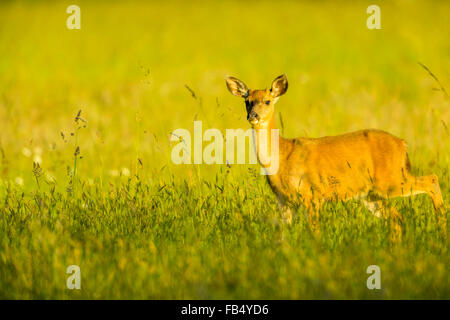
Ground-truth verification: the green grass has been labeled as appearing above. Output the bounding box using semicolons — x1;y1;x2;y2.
0;0;449;299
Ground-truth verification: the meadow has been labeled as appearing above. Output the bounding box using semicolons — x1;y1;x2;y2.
0;0;449;299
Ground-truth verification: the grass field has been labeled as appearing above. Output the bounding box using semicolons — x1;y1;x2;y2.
0;0;449;299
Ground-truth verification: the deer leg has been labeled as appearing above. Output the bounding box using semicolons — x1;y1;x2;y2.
277;196;293;224
362;199;383;218
382;174;446;236
399;174;443;210
363;199;403;242
279;203;293;224
305;198;322;236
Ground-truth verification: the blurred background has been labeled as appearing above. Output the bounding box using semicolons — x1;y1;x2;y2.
0;0;449;300
0;0;449;190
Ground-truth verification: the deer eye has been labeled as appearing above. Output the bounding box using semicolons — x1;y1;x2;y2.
265;100;270;105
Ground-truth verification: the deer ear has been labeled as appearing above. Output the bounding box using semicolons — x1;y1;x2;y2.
271;74;288;97
226;76;249;98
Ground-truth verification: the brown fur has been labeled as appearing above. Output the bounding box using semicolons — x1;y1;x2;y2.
226;75;446;237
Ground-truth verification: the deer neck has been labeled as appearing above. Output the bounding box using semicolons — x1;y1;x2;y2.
252;114;289;175
252;114;294;199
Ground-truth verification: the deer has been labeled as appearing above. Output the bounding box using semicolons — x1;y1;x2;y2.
226;74;446;237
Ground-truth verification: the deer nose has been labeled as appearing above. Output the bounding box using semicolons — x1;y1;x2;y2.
247;111;259;121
